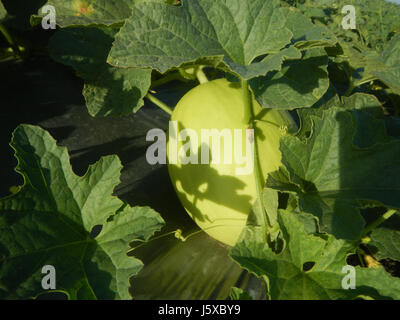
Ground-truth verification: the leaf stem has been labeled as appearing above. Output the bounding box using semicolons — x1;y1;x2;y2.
0;23;20;56
127;230;180;253
254;119;283;129
196;66;209;84
151;71;186;88
356;249;366;267
127;223;251;253
344;83;355;97
242;80;269;242
145;93;173;116
361;208;397;238
353;79;374;88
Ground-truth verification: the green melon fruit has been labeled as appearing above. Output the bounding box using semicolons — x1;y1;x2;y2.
167;78;295;246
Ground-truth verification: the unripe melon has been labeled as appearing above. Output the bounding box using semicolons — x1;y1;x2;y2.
167;78;295;246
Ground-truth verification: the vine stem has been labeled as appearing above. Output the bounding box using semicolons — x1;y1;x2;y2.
127;222;251;253
0;23;20;56
127;230;180;253
145;93;173;115
241;80;269;243
356;249;366;267
361;208;397;238
196;66;209;84
344;83;355;97
254;119;282;129
151;71;185;88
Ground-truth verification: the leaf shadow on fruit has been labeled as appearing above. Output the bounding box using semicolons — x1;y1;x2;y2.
169;136;253;224
118;166;197;232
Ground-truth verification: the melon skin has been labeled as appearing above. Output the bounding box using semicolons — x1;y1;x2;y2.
167;78;295;246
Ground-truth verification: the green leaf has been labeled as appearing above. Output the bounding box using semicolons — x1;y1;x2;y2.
369;227;400;262
231;210;400;300
238;197;267;244
341;94;389;148
282;7;337;50
263;189;279;236
35;0;134;27
371;67;400;95
223;47;302;80
48;26;151;117
267;107;400;240
238;188;280;244
0;125;165;299
230;287;253;300
0;1;7;20
382;34;400;67
295;87;340;141
342;93;384;117
368;34;400;93
107;0;294;79
337;35;400;94
250;48;330;110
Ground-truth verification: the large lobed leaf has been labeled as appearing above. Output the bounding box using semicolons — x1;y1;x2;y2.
266;106;400;240
231;210;400;300
108;0;295;79
0;125;165;299
43;0;336;113
108;0;336;86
